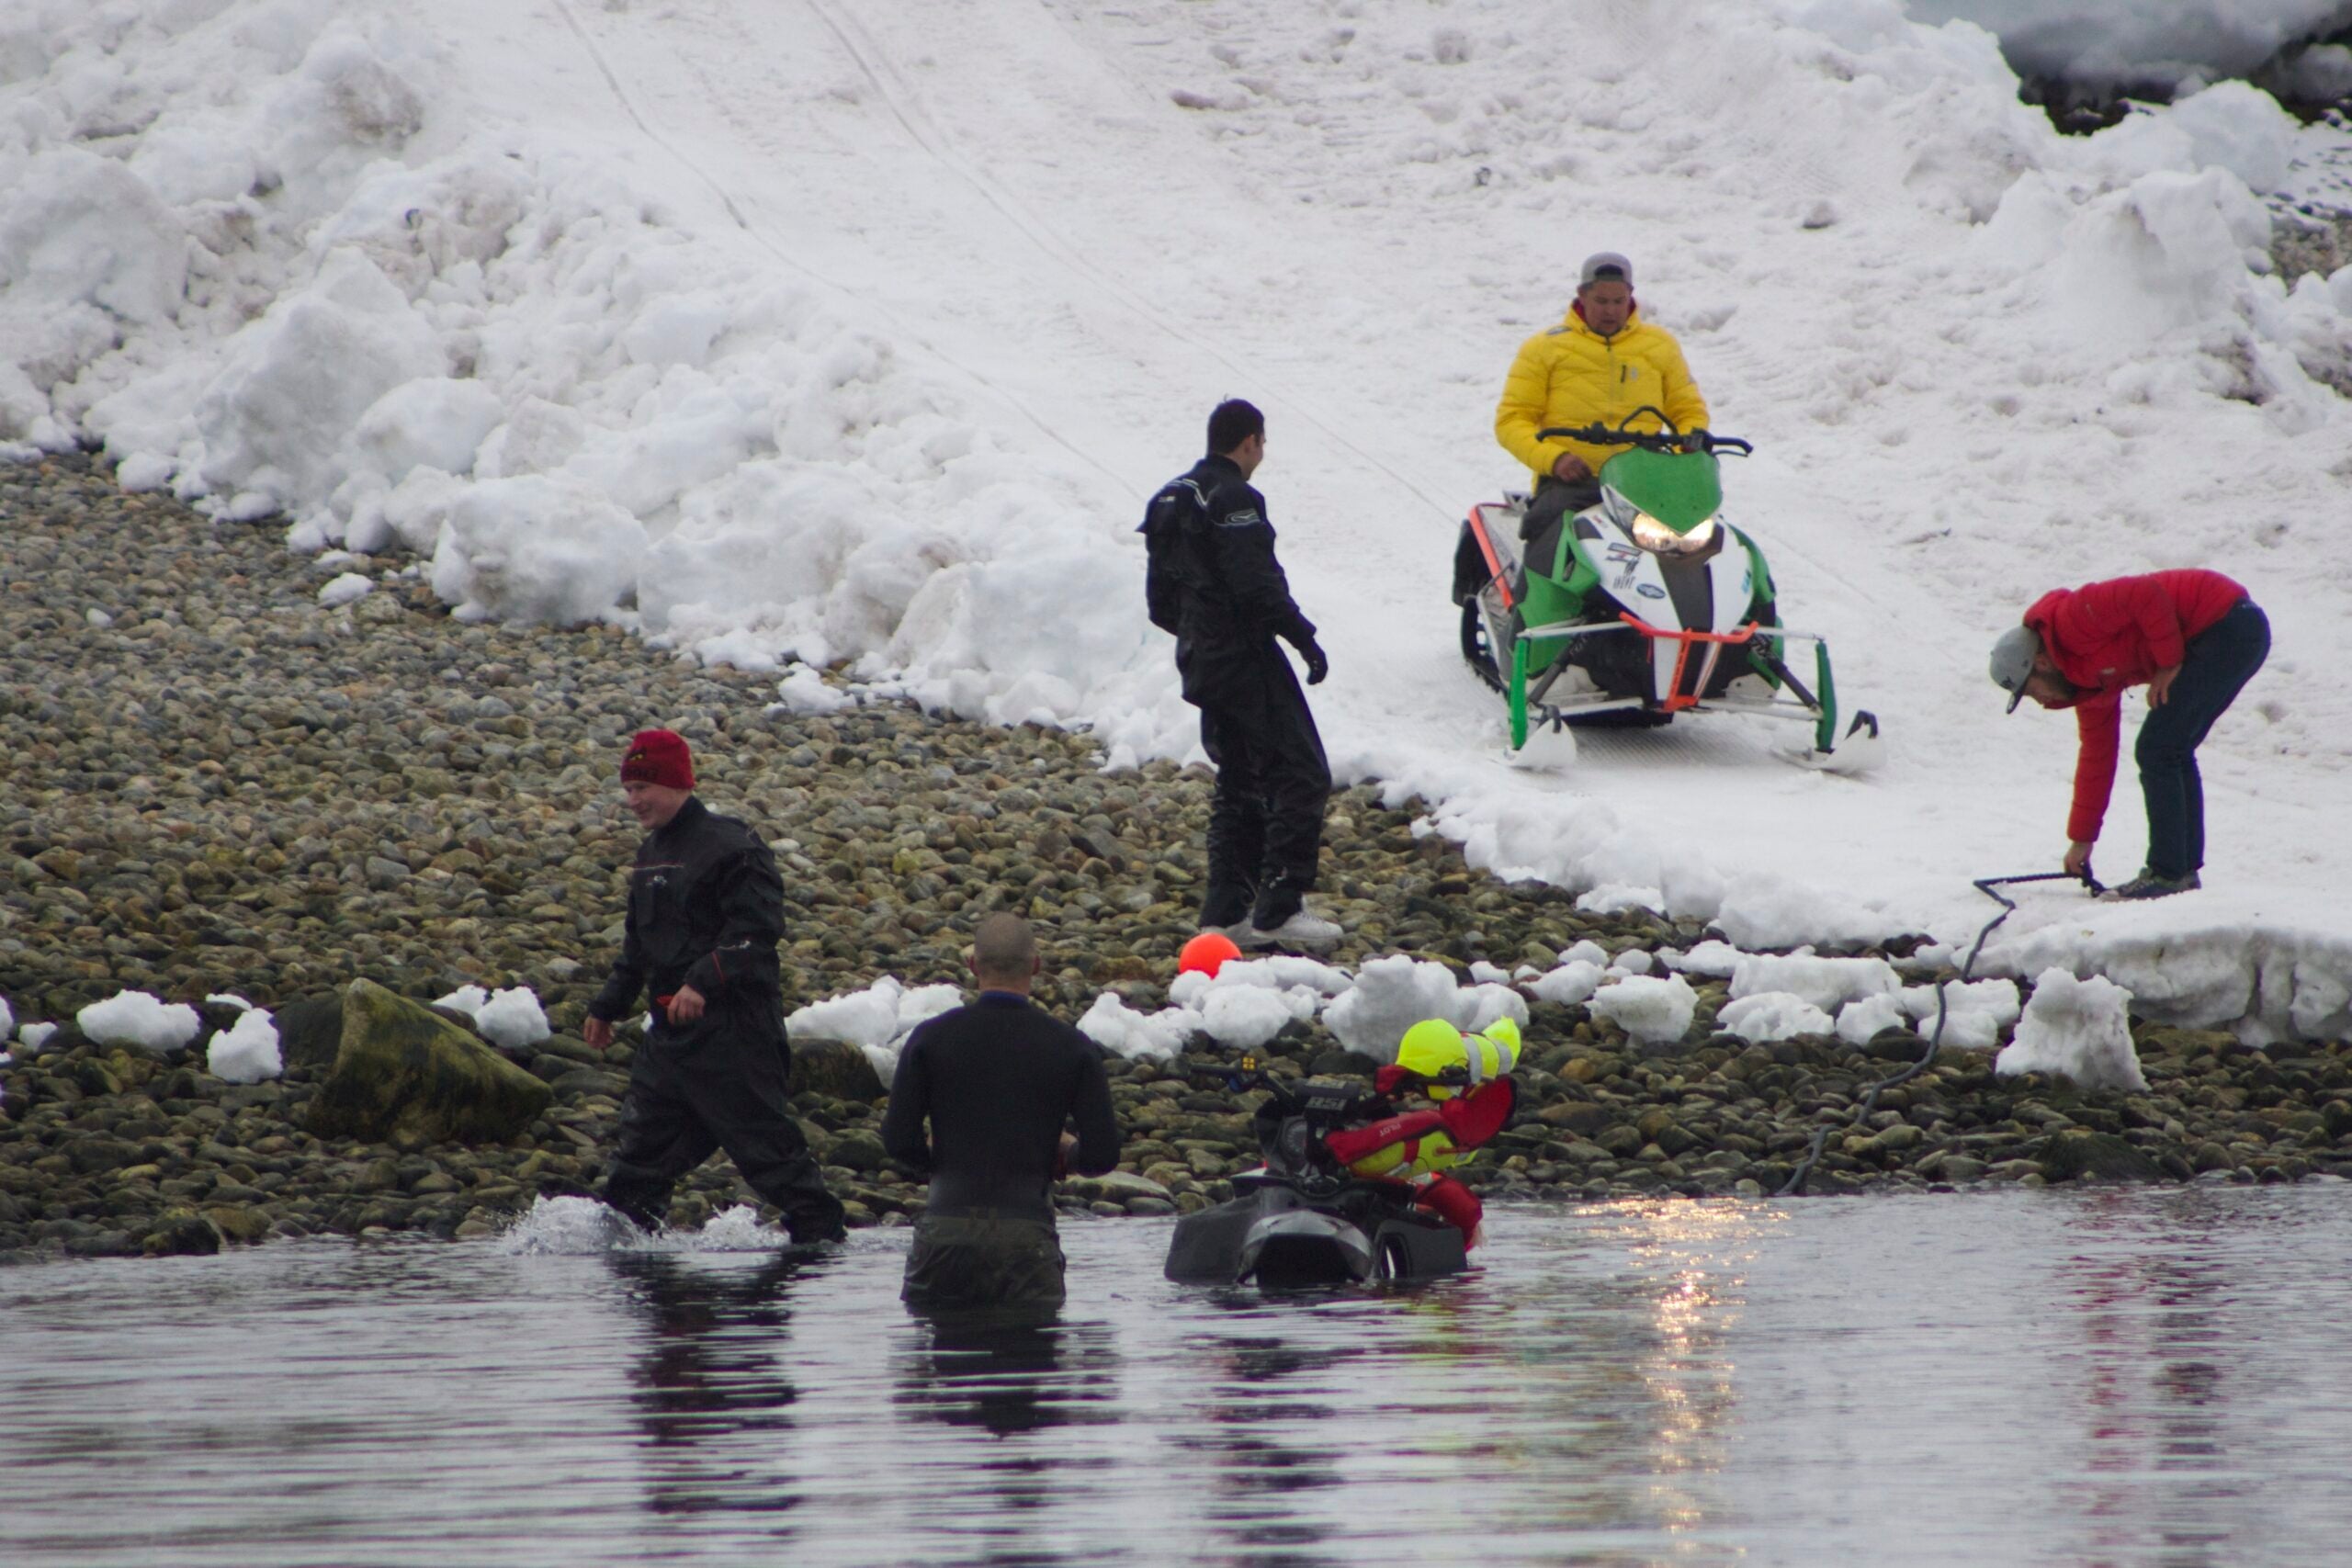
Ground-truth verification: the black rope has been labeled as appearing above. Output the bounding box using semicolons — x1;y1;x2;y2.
1773;871;2095;1197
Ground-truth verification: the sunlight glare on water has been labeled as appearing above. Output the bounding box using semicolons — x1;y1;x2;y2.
5;1186;2351;1566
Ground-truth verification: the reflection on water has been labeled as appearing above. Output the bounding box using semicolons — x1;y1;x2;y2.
613;1251;816;1520
891;1304;1121;1438
5;1187;2352;1567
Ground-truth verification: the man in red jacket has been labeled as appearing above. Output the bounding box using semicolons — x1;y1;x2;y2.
1989;570;2269;900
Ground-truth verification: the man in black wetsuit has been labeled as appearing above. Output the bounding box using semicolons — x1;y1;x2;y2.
880;914;1121;1307
1140;398;1338;952
582;728;844;1245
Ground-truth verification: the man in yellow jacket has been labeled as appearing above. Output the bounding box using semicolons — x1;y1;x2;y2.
1494;252;1711;548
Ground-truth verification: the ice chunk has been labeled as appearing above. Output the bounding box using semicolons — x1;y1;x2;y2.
2164;81;2298;195
317;571;373;606
344;377;504;484
1730;954;1900;1014
207;1008;283;1083
1996;969;2146;1094
75;991;200;1054
786;977;963;1077
1835;993;1909;1046
1899;977;2022;1052
1717;992;1835;1043
1322;954;1465;1058
1457;984;1529;1038
773;664;853;715
1528;960;1604;1006
434;984;551;1051
1589;975;1698;1047
193;248;444;510
1201;985;1308;1050
1076;993;1201;1060
0;147;188;325
1664;940;1744;978
429;473;648;626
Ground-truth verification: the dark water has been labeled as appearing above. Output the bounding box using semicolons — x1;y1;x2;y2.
5;1185;2351;1567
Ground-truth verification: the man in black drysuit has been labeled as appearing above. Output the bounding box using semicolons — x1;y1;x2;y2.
881;915;1121;1307
1140;398;1338;950
582;728;844;1245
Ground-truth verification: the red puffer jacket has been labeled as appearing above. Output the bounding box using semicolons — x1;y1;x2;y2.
2022;570;2247;843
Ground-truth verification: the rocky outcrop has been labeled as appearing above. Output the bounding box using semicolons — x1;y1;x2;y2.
787;1038;887;1102
307;979;551;1145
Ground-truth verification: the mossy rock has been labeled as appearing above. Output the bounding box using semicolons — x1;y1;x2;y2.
307;979;552;1145
2036;1129;2161;1183
143;1208;223;1257
274;993;347;1072
788;1036;887;1101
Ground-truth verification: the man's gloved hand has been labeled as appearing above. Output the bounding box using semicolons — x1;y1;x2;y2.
1291;634;1329;684
1685;428;1712;453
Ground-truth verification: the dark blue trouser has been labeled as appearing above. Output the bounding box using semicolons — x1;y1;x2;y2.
2136;598;2269;879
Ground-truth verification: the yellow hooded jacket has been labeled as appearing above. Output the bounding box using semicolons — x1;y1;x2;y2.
1494;305;1711;485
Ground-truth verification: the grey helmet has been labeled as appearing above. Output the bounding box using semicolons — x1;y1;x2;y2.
1989;625;2041;714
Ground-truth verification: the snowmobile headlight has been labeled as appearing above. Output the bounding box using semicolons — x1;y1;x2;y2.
1631;514;1718;555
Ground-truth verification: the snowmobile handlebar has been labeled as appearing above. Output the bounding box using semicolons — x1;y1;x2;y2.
1535;420;1750;457
1190;1059;1399;1126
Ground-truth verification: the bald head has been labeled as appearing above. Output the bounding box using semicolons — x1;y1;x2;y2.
969;913;1039;991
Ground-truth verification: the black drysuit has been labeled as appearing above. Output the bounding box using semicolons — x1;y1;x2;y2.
1141;454;1331;930
587;795;842;1241
881;993;1121;1307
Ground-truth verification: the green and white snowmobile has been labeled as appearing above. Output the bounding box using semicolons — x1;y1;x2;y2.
1456;414;1878;766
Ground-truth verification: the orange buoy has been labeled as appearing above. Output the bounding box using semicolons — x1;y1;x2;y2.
1178;930;1242;978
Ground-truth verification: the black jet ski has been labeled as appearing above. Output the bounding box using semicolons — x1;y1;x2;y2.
1162;1064;1467;1288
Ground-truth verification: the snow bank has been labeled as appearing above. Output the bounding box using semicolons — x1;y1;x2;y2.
2002;920;2352;1045
1906;1;2352;87
17;1021;57;1053
434;984;550;1051
75;991;200;1054
207;1007;283;1083
0;0;1196;760
5;0;2349;1041
1996;968;2149;1092
1589;976;1700;1048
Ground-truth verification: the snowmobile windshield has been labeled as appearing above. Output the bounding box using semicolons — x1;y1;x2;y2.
1600;446;1721;534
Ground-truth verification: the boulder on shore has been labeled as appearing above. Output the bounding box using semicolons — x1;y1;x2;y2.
308;979;552;1145
788;1036;887;1102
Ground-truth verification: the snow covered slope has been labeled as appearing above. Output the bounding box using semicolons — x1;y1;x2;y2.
4;0;2349;1038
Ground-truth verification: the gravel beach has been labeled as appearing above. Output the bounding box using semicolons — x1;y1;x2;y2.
6;453;2351;1259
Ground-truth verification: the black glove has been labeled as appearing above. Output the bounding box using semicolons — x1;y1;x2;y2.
1293;634;1328;685
1685;427;1712;453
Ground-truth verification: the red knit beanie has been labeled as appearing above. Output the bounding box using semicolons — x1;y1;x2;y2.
619;728;695;790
